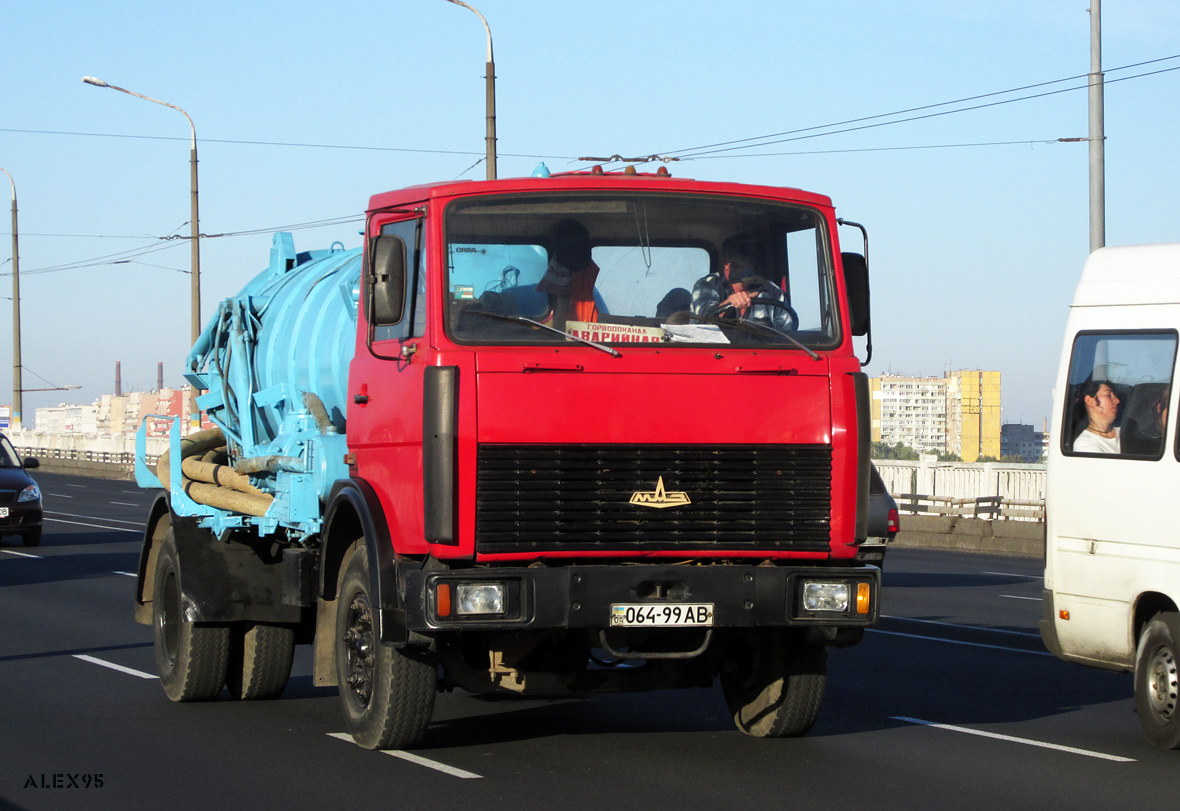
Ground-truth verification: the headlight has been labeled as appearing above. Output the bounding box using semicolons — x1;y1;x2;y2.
802;581;851;613
456;583;505;615
18;484;40;503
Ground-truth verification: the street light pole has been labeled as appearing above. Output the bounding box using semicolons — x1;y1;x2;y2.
442;0;497;179
83;76;202;428
0;168;20;432
1088;0;1105;252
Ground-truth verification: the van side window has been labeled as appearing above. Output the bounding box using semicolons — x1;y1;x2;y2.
1062;331;1177;459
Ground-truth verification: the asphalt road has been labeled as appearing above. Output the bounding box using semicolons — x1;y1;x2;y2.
0;472;1172;811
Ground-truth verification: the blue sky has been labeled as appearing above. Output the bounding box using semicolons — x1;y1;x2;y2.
2;0;1178;429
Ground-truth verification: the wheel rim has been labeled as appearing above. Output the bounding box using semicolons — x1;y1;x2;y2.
1146;644;1179;721
342;592;375;709
158;570;180;667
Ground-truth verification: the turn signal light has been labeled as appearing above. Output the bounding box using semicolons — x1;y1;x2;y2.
1059;609;1070;620
857;582;871;614
436;583;452;618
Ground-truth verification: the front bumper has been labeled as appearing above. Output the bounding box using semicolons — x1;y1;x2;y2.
404;563;880;633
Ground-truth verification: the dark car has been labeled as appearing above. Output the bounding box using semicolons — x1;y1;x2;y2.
857;463;899;568
0;433;42;546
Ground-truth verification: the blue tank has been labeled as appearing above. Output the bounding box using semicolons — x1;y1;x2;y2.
177;232;361;537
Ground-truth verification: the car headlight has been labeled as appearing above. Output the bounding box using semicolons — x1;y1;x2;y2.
18;484;40;503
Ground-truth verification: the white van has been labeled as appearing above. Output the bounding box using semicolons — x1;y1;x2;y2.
1042;242;1180;749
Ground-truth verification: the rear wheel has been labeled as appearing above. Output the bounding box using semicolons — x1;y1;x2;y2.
226;623;295;700
152;532;230;701
1135;612;1180;749
335;543;436;749
721;629;827;738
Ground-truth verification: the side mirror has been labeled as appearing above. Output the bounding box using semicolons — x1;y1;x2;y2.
22;457;39;469
842;252;870;337
369;235;407;327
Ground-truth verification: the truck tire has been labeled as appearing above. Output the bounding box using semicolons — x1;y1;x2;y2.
226;623;295;700
721;629;827;738
335;543;436;749
152;531;230;702
1135;612;1180;749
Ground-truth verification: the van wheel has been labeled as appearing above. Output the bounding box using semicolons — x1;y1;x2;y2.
721;629;827;737
152;532;230;701
1136;612;1180;749
335;543;436;749
227;623;295;700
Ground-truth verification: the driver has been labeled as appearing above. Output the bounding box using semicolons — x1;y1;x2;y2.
691;250;795;332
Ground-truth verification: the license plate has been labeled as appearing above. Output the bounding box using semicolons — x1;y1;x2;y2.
0;508;8;518
610;603;714;627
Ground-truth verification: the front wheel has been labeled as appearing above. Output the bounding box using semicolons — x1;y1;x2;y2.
152;531;230;702
22;528;41;547
335;543;436;749
1135;612;1180;749
720;629;827;738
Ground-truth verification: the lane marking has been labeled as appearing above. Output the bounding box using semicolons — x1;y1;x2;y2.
66;484;86;488
113;571;137;577
46;493;74;498
1;549;42;559
326;733;482;778
982;571;1042;580
109;501;140;507
999;594;1041;601
73;654;157;680
44;517;141;534
892;716;1136;762
48;511;144;527
882;615;1040;639
869;628;1052;656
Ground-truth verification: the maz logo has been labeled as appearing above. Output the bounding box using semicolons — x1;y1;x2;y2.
629;476;691;509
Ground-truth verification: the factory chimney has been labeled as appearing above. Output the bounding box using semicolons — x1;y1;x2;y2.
115;361;122;397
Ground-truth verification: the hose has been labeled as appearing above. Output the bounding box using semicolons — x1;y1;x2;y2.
155;426;275;516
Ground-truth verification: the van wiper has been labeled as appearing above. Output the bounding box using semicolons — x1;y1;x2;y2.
465;310;622;357
688;313;820;361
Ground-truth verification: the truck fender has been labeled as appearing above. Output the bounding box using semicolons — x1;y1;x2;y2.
133;492;174;625
321;478;408;645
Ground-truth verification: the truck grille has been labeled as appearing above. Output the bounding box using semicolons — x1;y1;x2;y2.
476;444;831;554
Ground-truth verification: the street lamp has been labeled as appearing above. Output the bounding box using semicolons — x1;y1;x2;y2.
83;76;202;428
442;0;497;179
0;167;21;432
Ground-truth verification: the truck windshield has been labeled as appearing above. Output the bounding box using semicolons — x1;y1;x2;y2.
443;192;839;350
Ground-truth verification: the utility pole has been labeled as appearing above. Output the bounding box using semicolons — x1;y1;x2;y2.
0;168;20;431
1089;0;1105;252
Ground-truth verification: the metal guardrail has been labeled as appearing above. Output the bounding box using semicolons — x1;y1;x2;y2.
22;447;161;468
895;494;1045;521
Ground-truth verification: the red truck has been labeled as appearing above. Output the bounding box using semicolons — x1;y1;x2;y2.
135;165;879;749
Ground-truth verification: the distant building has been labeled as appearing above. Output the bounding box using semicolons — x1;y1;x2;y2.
1001;422;1046;463
870;370;1002;462
29;388;205;437
31;403;99;435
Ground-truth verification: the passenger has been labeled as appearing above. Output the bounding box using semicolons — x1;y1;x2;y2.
536;219;600;330
1122;384;1169;456
1072;379;1122;454
690;250;796;332
656;287;692;320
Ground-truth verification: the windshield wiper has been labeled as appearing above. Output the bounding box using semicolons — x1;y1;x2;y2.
688;313;820;361
464;310;622;358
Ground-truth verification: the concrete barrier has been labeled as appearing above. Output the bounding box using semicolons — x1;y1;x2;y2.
892;514;1044;558
31;457;135;480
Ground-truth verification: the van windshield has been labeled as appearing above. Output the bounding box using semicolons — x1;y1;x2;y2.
443;192;839;350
